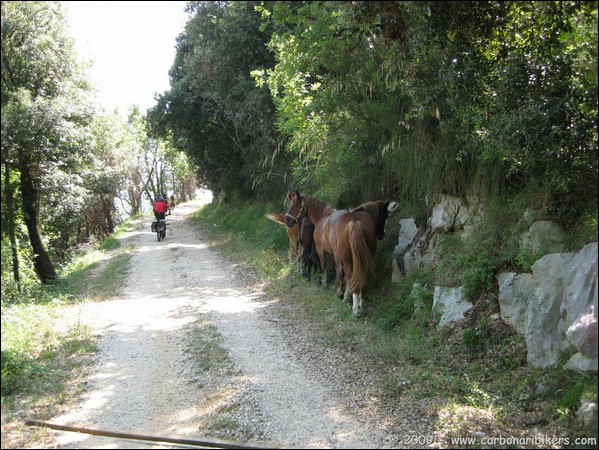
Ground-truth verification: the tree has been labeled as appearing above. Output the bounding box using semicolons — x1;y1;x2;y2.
148;1;288;202
1;1;93;283
258;1;597;218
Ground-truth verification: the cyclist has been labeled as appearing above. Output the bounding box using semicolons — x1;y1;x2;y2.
152;195;169;231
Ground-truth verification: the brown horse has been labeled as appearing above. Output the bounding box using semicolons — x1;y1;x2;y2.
266;212;301;264
328;199;397;294
285;190;379;317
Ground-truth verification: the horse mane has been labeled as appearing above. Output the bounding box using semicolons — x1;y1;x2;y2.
300;192;336;218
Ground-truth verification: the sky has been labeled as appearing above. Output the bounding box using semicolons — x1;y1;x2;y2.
64;1;190;116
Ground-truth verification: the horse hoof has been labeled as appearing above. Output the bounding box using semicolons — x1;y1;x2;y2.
352;308;364;318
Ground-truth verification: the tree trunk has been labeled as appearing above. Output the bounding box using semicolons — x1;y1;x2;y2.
19;162;57;283
4;164;22;292
102;195;115;233
128;186;141;216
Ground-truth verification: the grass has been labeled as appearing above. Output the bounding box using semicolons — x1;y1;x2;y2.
1;303;95;400
1;218;136;432
186;318;232;373
59;219;136;300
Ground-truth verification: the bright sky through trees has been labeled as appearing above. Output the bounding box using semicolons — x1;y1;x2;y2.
64;1;189;116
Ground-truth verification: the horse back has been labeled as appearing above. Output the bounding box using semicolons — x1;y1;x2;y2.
314;212;341;255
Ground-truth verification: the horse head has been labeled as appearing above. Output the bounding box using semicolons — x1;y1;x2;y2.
285;190;307;228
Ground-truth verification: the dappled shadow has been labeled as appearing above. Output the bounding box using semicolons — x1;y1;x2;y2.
51;298;267;449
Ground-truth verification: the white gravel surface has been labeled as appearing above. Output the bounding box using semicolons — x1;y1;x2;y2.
46;195;435;449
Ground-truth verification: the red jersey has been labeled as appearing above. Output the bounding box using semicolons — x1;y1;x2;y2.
154;200;169;214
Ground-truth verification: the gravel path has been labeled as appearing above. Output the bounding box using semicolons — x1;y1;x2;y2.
47;195;434;449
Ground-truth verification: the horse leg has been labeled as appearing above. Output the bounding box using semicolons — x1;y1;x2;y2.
335;262;345;299
302;245;313;280
317;248;327;287
307;241;318;282
352;292;364;317
343;282;352;304
342;261;352;304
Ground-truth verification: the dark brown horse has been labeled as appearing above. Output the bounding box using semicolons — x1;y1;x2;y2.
285;190;379;317
299;216;319;281
351;199;398;241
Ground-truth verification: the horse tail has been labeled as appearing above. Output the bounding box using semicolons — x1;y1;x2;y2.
348;220;373;294
288;221;300;260
266;212;300;260
265;212;286;225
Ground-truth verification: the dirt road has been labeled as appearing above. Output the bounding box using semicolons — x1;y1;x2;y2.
43;196;424;449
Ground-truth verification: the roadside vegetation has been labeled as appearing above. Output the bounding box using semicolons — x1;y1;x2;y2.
1;220;137;447
193;197;598;448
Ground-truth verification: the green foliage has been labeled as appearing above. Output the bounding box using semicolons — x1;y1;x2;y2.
1;1;92;282
195;199;289;252
98;235;121;252
462;327;483;351
257;0;597;222
549;371;597;419
461;259;496;301
0;301;94;398
516;246;544;272
540;368;598;421
557;380;591;419
435;236;480;296
567;207;599;251
1;349;44;396
149;1;597;225
462;317;493;352
375;274;434;331
148;1;288;201
0;304;49;395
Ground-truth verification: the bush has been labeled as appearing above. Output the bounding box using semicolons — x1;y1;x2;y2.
1;349;44;396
